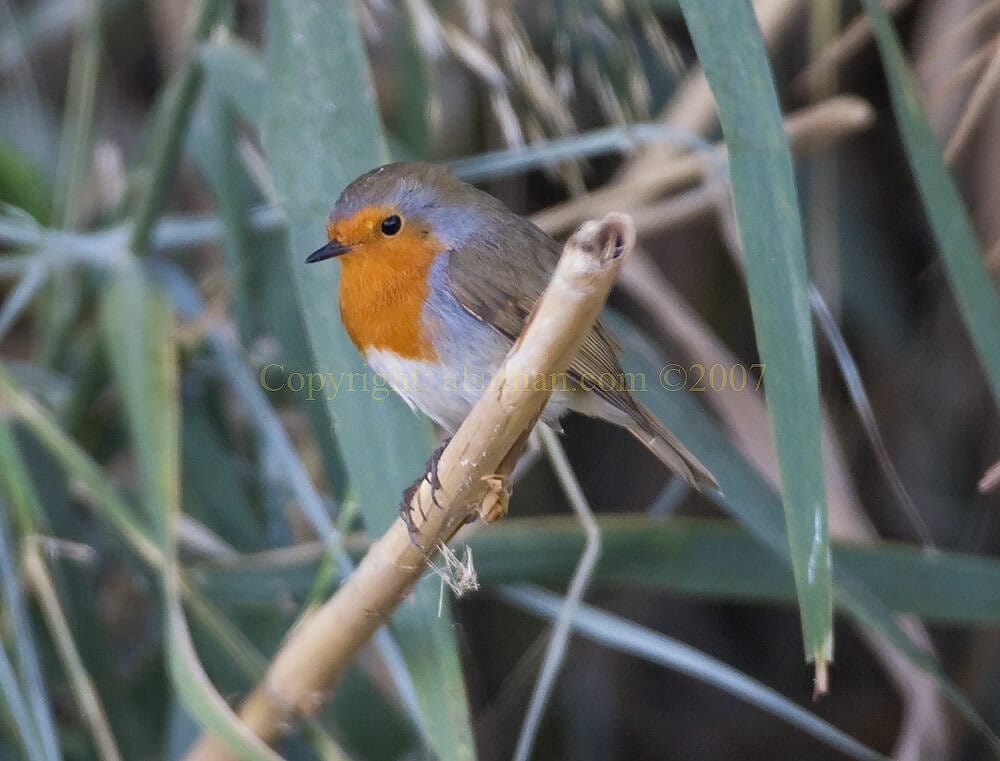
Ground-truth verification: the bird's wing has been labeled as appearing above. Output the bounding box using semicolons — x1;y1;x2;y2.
444;212;634;417
445;210;718;489
443;211;557;340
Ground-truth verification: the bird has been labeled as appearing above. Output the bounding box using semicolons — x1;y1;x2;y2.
306;161;718;502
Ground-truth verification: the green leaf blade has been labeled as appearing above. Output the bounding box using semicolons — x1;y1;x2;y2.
100;263;285;760
859;0;1000;411
677;1;832;666
261;1;476;757
99;261;179;544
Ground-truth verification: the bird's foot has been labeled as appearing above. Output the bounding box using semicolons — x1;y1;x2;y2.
399;438;452;546
477;472;511;524
426;437;450;510
399;479;427;549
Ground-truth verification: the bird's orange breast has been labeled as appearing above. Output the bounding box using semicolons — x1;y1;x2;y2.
338;232;442;361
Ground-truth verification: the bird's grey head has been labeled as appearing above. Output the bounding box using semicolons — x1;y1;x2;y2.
339;162;506;243
306;161;511;263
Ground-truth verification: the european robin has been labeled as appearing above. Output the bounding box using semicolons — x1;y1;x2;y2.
306;162;718;497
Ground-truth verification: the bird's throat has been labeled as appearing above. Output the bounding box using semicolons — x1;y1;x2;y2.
338;241;440;361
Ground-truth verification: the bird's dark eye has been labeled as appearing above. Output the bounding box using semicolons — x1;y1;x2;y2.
381;215;402;236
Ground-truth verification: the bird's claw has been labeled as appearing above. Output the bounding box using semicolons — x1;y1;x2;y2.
399;480;426;549
426;438;449;510
478;472;511;524
399;438;452;547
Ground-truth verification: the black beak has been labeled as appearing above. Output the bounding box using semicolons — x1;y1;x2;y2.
306;239;351;263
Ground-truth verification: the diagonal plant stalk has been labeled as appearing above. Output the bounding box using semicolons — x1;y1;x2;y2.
0;504;61;761
182;213;635;761
23;543;123;761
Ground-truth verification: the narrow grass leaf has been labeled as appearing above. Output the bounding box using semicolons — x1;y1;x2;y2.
164;578;287;761
500;585;887;761
0;631;48;761
99;260;177;542
678;0;832;671
0;262;48;341
0;507;61;761
262;1;474;756
197;515;1000;626
446;123;712;182
860;0;1000;410
810;288;932;545
469;517;1000;624
151;206;284;253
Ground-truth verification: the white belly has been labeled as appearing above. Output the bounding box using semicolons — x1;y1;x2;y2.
364;348;624;434
364;349;479;432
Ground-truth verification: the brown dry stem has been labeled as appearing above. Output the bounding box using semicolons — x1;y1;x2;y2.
182;213;634;760
532;96;875;236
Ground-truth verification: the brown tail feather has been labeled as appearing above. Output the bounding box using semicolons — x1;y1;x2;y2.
625;402;719;491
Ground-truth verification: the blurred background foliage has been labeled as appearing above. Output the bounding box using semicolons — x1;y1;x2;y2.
1;0;1000;760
